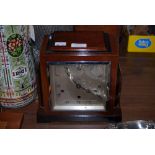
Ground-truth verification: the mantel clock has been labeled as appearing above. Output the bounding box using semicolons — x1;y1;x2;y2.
37;31;122;122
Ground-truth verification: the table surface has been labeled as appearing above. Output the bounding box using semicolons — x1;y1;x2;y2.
0;112;24;129
0;121;7;129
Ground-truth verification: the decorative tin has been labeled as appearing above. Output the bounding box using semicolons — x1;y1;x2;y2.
0;25;36;108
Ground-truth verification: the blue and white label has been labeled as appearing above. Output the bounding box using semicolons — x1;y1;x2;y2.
12;66;28;79
135;39;152;48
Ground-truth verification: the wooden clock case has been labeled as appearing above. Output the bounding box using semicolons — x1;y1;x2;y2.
37;31;122;123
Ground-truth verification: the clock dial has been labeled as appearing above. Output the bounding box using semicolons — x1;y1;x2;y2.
49;62;110;111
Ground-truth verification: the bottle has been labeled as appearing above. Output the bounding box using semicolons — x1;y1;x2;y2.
0;25;36;108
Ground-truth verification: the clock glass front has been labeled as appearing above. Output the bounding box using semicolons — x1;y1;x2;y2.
48;62;111;111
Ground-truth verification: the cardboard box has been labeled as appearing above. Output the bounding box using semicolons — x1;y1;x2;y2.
128;35;155;53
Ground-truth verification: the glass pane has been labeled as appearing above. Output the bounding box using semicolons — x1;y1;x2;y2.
49;62;111;111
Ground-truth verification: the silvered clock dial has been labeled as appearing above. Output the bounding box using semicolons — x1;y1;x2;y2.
49;62;111;111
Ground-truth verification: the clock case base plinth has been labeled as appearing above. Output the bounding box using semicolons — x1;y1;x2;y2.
37;107;122;123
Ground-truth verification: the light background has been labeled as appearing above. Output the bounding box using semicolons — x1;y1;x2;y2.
0;0;155;155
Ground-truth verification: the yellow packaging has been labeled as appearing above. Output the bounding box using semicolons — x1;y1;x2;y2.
128;35;155;53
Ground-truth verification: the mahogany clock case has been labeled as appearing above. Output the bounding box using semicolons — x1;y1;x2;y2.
37;31;122;123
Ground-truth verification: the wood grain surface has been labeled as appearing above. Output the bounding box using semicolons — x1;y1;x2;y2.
0;112;24;129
